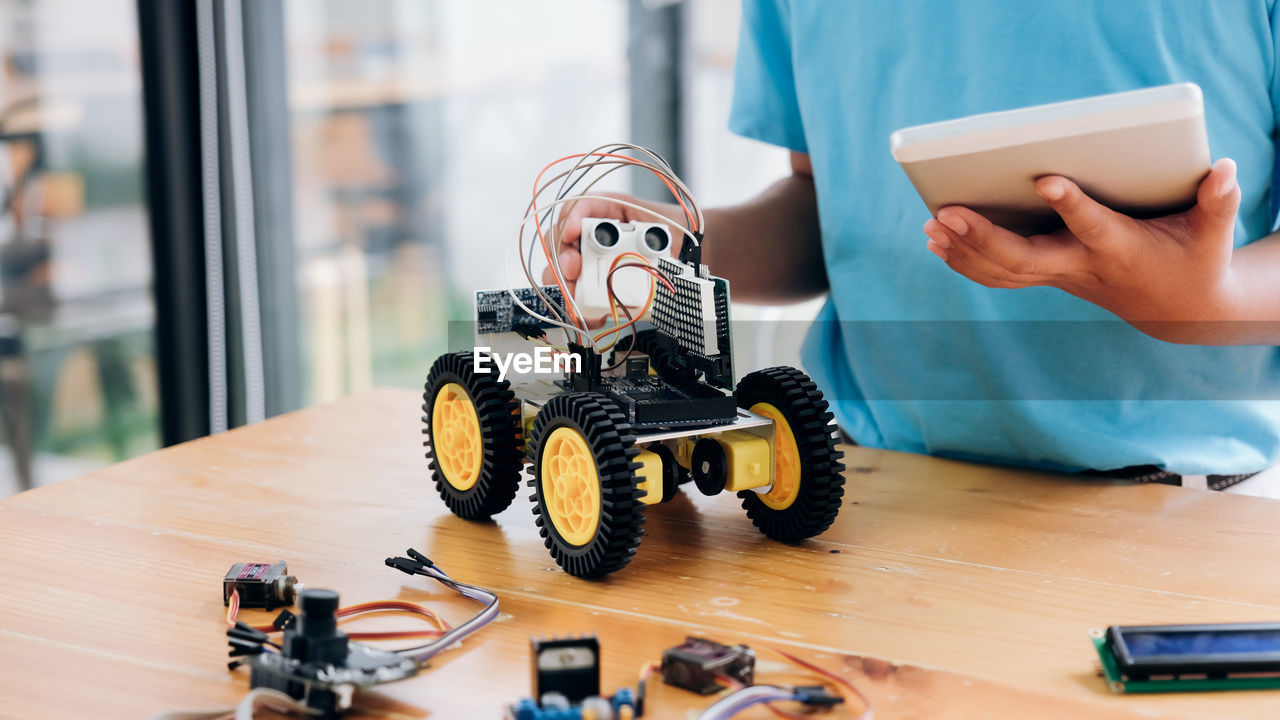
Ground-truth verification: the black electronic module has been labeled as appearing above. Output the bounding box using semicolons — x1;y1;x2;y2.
596;373;736;429
476;285;565;336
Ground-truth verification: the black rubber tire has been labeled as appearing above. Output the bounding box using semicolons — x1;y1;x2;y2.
735;366;845;542
528;393;645;578
423;351;524;520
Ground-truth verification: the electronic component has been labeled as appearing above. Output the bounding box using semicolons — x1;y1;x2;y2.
505;689;638;720
223;551;499;720
661;637;754;695
1092;623;1280;693
690;439;728;496
562;340;735;429
505;635;643;720
422;142;848;580
596;374;736;429
477;285;566;336
651;258;733;389
223;561;299;610
235;589;419;719
575;218;671;317
533;636;601;705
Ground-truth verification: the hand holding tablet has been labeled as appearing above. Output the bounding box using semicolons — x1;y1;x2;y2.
897;84;1257;344
891;83;1210;235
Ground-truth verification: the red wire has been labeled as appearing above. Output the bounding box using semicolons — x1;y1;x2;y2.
768;647;874;720
226;595;451;640
531;151;696;330
593;262;675;344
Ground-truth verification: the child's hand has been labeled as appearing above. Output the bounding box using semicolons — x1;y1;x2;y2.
540;192;682;326
922;159;1243;343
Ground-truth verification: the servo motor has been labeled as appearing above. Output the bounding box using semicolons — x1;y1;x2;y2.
223;561;299;610
661;636;754;694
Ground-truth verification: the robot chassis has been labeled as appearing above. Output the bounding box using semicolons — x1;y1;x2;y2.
422;220;846;578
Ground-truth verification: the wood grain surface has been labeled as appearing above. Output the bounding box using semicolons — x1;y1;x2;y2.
1;388;1277;719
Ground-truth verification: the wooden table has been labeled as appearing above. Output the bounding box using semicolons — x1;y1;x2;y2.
1;388;1277;719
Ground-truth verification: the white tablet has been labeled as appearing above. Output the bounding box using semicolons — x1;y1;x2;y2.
889;83;1210;235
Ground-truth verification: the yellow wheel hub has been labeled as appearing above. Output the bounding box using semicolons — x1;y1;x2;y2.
540;426;601;546
751;402;801;510
431;383;483;491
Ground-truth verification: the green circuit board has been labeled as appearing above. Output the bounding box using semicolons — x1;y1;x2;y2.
1092;632;1280;694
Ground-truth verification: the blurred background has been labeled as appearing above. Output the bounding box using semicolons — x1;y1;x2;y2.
0;0;817;496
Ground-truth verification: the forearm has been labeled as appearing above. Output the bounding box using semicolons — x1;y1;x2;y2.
633;155;826;304
1222;232;1280;342
702;170;827;303
1140;232;1280;346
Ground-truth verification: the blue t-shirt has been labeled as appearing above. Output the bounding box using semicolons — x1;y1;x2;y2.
730;0;1280;475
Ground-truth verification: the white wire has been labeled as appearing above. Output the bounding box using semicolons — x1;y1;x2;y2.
510;193;695;339
148;688;318;720
504;237;591;343
399;567;500;664
509;145;703;346
520;157;646;332
234;689;318;720
543;159;658;328
523;160;689;336
565;142;704;232
528;146;702;330
697;685;798;720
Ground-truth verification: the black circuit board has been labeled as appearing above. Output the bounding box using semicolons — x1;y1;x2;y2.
597;374;737;429
649;258;734;390
601;375;698;403
247;643;418;689
476;285;565;335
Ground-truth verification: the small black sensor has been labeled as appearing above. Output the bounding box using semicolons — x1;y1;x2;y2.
593;221;620;248
643;226;669;252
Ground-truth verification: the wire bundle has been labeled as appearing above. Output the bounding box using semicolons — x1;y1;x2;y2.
700;647;874;720
225;590;451;644
510;143;705;356
224;551;497;664
382;549;500;664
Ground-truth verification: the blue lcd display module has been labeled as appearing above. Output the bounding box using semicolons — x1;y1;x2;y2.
1122;629;1280;657
1092;623;1280;694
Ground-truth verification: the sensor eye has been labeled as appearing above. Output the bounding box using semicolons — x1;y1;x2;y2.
592;221;620;248
643;226;669;253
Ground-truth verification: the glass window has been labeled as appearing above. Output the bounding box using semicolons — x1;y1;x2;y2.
0;0;158;495
282;0;629;404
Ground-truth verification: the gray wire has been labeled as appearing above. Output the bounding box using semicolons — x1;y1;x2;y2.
519;156;649;337
220;0;267;425
530;143;634;324
194;0;228;434
545;145;641;328
509;193;694;342
697;685;798;720
398;566;499;664
520;149;698;340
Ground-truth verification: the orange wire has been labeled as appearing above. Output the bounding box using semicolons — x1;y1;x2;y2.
596;252;660;351
713;673;807;720
713;650;872;720
531;151;696;330
226;596;451;641
593;263;673;345
225;588;240;627
768;647;873;719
